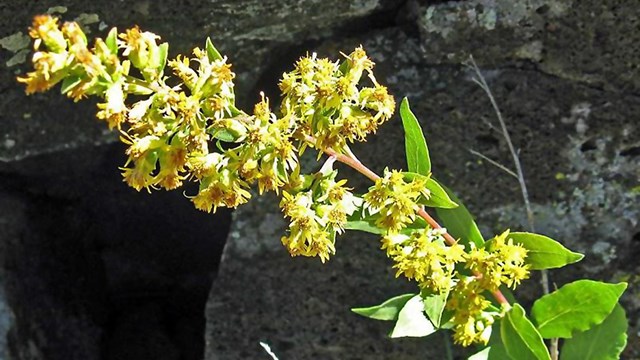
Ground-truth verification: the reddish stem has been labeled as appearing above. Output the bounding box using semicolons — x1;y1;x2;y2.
315;137;511;308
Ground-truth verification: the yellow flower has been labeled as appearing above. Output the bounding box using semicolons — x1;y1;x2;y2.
119;26;160;70
280;191;337;262
96;84;127;129
121;155;157;192
17;50;70;94
169;55;198;89
192;170;251;213
28;15;67;52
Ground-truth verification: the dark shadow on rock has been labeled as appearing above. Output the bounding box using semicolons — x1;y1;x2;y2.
0;142;231;360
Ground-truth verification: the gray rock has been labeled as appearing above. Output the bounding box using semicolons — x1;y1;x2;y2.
1;0;639;359
1;0;396;163
205;1;639;359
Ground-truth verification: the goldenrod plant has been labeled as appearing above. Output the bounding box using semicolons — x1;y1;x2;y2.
18;15;628;359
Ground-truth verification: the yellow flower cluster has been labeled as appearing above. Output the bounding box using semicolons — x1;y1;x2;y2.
466;230;530;291
363;169;430;232
443;231;529;346
363;169;530;346
18;16;389;218
280;168;362;262
119;42;237;192
446;278;496;346
17;14;128;113
279;47;396;152
382;228;465;293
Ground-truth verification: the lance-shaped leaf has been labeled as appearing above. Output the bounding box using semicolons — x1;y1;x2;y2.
206;37;223;61
157;42;169;74
508;232;583;270
389;295;436;338
560;303;628;360
501;304;551;360
532;280;627;339
105;27;118;54
351;293;415;321
343;218;384;235
434;185;485;248
60;75;82;95
424;178;458;209
400;97;431;176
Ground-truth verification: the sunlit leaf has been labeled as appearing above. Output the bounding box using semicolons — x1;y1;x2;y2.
501;304;551;360
157;42;169;74
424;178;458;209
400;97;431;176
421;289;449;328
402;173;457;209
105;27;118;54
351;293;415;321
60;75;82;94
206;37;223;61
532;280;627;339
508;232;583;270
390;295;436;338
560;303;628;360
434;185;485;248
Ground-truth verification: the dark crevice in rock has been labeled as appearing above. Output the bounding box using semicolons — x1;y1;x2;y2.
0;143;231;360
580;138;598;152
620;146;640;157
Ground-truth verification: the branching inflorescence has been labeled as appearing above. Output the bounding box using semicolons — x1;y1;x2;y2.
18;15;627;359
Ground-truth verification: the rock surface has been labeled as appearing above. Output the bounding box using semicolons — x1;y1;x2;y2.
1;0;638;359
205;1;640;359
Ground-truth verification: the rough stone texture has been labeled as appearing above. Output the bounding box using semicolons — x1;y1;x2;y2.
1;0;639;359
205;1;639;359
1;0;396;162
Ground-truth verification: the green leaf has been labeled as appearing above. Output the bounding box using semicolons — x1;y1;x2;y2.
351;293;415;321
206;37;223;61
105;27;118;54
421;289;449;328
434;185;485;248
60;76;82;94
209;128;239;143
532;280;627;339
157;42;169;74
501;304;551;360
560;303;628;360
400;97;431;176
424;178;458;209
343;219;384;235
508;232;583;270
389;295;436;338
